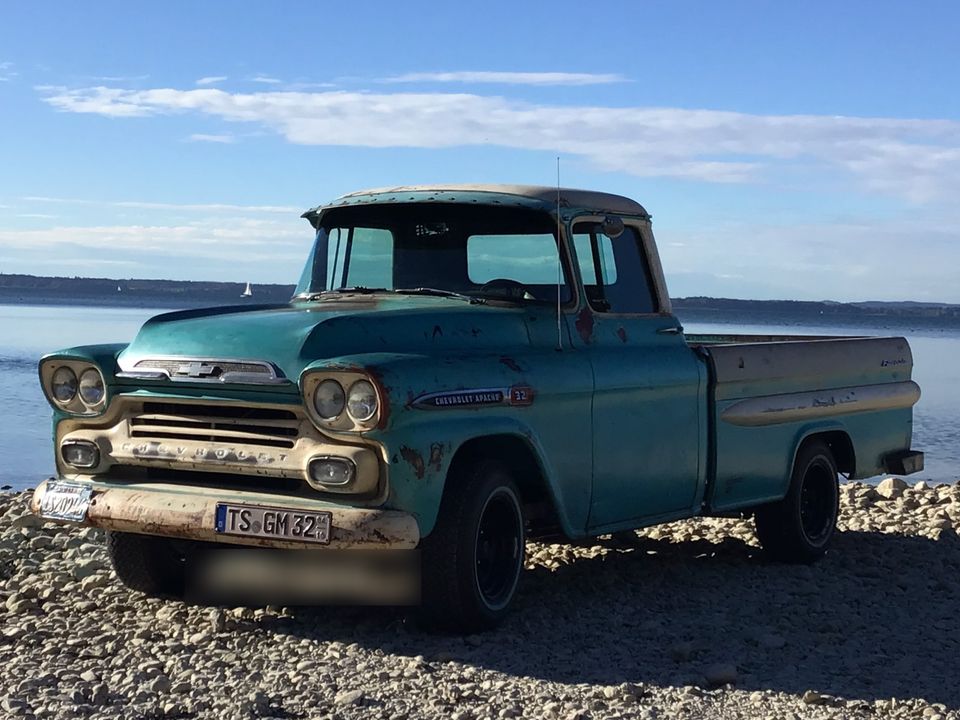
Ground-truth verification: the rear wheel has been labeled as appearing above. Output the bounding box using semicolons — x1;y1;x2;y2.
755;440;839;563
420;459;525;632
106;531;186;597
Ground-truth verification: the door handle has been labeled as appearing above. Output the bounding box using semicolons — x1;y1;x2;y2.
656;326;683;335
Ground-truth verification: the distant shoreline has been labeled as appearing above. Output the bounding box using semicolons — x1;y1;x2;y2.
3;272;960;328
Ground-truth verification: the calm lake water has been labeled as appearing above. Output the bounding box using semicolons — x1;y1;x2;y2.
2;303;956;490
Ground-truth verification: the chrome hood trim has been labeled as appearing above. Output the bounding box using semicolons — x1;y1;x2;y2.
116;356;291;385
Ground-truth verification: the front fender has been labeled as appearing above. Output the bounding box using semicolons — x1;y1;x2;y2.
299;350;593;538
373;415;578;538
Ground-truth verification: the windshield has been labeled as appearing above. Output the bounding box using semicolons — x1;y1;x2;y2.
294;204;573;304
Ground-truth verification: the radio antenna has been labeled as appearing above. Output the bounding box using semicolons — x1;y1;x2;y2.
555;156;563;351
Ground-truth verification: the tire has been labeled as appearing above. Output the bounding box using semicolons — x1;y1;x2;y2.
419;459;526;632
754;440;840;563
106;531;186;598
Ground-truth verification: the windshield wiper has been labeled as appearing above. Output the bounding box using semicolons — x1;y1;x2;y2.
394;288;487;305
293;287;388;301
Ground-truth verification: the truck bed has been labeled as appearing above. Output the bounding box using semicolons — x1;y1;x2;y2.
685;333;920;511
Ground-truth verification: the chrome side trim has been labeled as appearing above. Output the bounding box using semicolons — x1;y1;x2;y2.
720;381;921;427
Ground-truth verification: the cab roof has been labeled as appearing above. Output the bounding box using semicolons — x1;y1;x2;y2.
302;184;649;227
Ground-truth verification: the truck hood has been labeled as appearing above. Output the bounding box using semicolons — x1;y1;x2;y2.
117;295;535;384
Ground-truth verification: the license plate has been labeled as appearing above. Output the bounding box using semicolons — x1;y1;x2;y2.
215;503;331;545
40;481;93;522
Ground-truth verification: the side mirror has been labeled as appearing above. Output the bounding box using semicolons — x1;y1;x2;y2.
600;216;625;239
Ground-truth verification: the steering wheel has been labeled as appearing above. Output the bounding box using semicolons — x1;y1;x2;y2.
478;278;533;300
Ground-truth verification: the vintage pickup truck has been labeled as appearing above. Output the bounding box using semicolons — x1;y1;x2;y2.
32;184;923;630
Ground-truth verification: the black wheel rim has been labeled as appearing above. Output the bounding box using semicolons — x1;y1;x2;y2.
799;460;837;546
474;489;523;611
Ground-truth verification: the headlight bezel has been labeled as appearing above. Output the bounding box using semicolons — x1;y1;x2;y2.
40;360;109;415
301;370;382;431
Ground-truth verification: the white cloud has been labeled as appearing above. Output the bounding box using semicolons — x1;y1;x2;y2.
0;61;18;82
187;133;236;143
249;75;282;84
380;71;626;86
86;74;150;82
196;76;228;86
21;196;299;214
0;218;306;262
36;84;960;202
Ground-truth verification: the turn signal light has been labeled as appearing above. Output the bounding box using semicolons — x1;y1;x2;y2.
61;440;100;469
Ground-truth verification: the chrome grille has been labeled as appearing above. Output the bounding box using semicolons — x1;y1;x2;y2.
129;402;300;449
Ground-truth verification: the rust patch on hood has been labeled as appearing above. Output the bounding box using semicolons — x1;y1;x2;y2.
399;446;425;479
616;326;628;343
499;356;522;373
575;308;594;344
366;367;392;430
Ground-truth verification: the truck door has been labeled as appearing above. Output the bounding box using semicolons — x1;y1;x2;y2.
568;220;705;531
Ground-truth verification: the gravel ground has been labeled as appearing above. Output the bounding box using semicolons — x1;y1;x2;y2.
2;478;959;720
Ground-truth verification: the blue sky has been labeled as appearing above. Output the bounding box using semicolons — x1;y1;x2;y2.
2;1;959;301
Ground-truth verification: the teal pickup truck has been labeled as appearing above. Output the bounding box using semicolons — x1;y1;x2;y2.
32;184;923;630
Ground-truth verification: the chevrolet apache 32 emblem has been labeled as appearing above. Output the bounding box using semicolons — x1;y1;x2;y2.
411;385;535;410
175;361;222;379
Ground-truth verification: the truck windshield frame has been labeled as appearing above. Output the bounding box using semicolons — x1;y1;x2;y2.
294;204;577;307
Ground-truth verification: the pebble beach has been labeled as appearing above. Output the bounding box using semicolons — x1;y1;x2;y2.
1;478;959;720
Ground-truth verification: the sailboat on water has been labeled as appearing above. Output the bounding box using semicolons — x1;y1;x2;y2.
241;282;253;298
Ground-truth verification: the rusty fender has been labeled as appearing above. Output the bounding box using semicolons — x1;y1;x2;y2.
30;480;420;550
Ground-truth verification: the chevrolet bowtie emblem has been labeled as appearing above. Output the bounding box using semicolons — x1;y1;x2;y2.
175;361;221;378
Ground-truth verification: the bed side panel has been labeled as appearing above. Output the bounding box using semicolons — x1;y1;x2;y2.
703;337;918;510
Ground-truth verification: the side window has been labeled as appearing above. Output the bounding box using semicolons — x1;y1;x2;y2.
327;227;394;289
573;224;658;314
573;233;617;285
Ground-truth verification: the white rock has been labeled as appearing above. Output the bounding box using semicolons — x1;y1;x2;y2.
335;689;365;706
877;477;908;499
802;690;829;705
73;559;103;580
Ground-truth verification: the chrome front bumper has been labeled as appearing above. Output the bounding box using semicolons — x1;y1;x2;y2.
31;479;420;550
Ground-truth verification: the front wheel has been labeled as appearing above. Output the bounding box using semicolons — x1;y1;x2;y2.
754;440;839;563
106;531;186;597
419;459;526;632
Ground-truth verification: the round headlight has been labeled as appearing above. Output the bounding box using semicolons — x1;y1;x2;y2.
51;367;78;403
313;379;345;420
346;380;378;422
78;368;105;406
